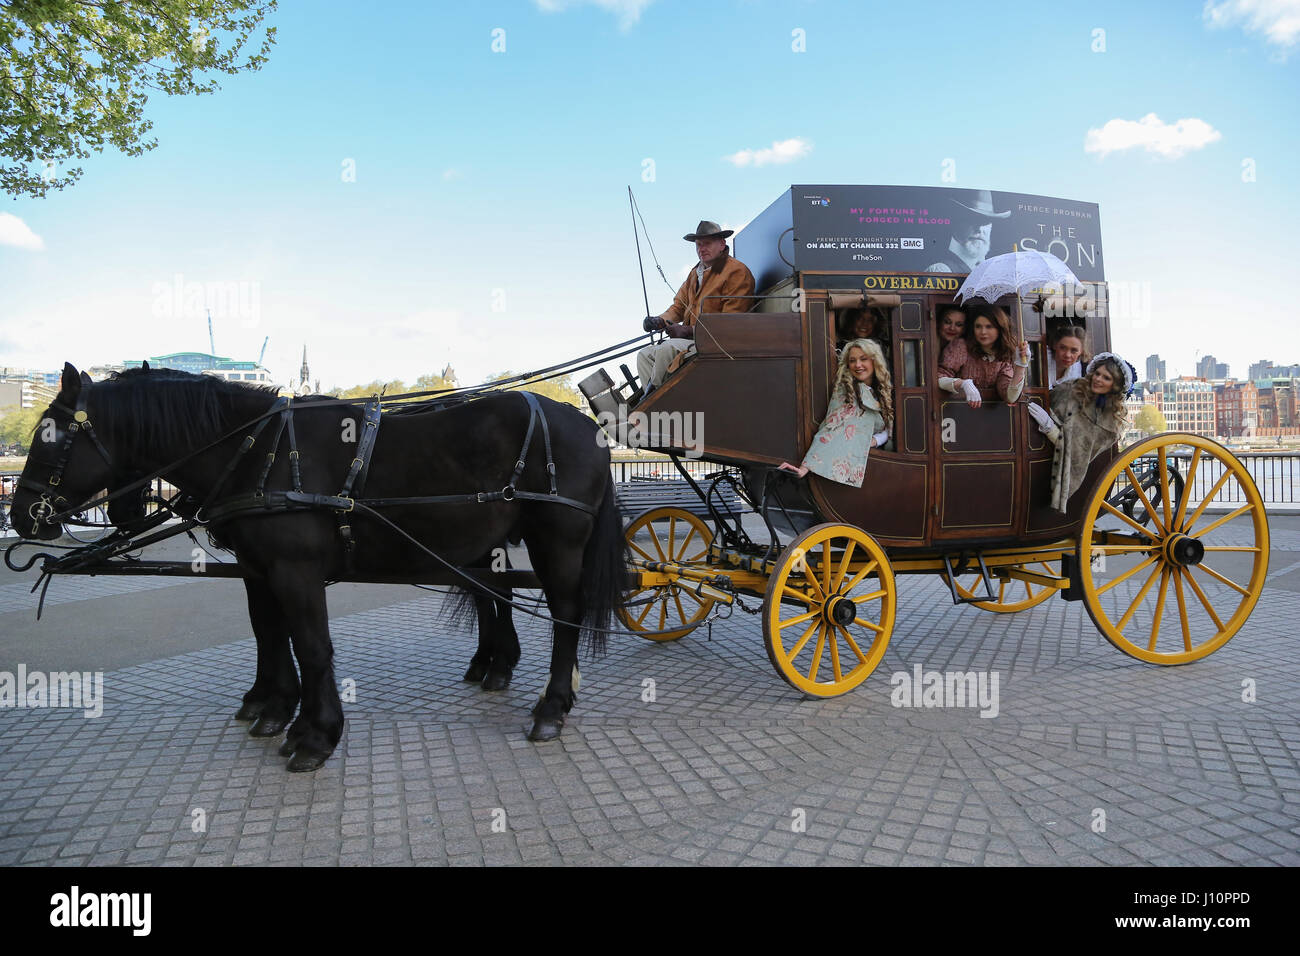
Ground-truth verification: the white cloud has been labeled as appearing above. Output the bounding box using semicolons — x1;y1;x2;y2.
0;212;45;250
533;0;654;30
1203;0;1300;52
1084;114;1222;159
442;168;462;181
723;137;813;168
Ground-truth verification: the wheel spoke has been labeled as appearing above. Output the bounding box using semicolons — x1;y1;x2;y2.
1097;553;1160;596
1124;465;1168;536
1156;454;1173;530
1147;566;1171;651
1201;546;1261;553
781;583;816;604
1116;561;1164;632
841;559;878;593
806;624;828;682
1173;448;1201;532
656;598;666;631
853;616;885;634
1195;561;1250;596
1182;568;1225;632
1182;470;1233;531
786;619;820;661
829;622;843;681
778;607;822;631
1100;500;1160;539
821;541;831;595
850;588;888;604
634;597;655;626
837;624;869;664
801;561;827;601
628;539;656;563
675;525;698;561
832;541;857;593
647;522;668;562
671;588;688;625
1190;502;1254;539
1172;570;1191;651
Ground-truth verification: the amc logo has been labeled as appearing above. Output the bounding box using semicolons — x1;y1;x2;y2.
900;237;924;249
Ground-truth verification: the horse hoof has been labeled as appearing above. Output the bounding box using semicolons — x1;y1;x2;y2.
481;671;512;692
463;661;489;683
234;701;264;721
527;717;564;742
249;716;287;737
286;748;330;773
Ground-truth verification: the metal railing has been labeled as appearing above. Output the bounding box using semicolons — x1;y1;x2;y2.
1103;451;1298;508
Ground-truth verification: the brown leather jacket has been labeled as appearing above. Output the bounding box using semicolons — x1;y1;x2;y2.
662;251;756;326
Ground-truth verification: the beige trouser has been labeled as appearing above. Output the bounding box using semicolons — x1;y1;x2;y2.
637;338;695;388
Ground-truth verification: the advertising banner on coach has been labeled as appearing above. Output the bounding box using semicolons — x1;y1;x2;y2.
789;185;1104;282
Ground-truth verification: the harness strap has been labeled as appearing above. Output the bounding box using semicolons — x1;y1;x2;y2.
284;397;303;492
523;391;560;496
256;398;292;497
334;399;382;570
200;398;285;516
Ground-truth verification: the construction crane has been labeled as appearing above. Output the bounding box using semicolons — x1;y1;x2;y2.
207;310;216;356
258;336;269;366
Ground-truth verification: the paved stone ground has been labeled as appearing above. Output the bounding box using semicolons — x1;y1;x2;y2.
0;516;1297;866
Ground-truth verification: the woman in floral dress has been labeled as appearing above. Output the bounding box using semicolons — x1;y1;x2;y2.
779;338;893;488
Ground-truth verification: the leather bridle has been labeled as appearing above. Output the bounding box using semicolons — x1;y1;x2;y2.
16;387;115;530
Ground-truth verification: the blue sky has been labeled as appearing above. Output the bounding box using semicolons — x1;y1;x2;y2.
2;0;1298;388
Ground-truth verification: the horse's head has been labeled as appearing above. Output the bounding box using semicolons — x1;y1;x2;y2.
9;363;118;540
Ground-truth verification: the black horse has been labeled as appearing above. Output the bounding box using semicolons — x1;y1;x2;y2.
10;364;625;771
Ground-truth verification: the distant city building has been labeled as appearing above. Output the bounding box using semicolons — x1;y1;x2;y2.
1197;355;1228;379
1215;380;1259;438
1145;354;1166;383
1154;378;1215;437
0;368;59;407
125;352;273;385
1249;360;1300;380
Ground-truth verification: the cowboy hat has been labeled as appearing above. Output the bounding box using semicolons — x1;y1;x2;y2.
683;220;734;241
949;190;1011;220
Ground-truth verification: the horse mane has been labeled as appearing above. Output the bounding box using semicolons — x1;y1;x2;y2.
94;367;279;455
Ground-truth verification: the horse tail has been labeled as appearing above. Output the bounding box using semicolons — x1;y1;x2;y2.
444;548;513;628
580;475;626;657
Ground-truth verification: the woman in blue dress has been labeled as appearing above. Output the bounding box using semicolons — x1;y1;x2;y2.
779;338;893;487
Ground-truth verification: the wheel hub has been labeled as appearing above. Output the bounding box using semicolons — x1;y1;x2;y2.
825;594;857;627
1163;532;1204;568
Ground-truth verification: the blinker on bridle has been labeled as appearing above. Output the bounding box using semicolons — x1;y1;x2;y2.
17;386;116;528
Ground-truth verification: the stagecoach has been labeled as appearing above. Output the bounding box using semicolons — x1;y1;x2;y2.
3;184;1270;768
581;184;1269;696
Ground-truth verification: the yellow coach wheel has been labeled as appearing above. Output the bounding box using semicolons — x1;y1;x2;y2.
763;523;896;697
950;559;1061;613
618;507;716;642
1077;433;1269;664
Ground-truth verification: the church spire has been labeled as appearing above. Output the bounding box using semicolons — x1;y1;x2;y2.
299;346;310;388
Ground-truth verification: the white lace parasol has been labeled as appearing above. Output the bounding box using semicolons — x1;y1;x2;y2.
955;250;1082;303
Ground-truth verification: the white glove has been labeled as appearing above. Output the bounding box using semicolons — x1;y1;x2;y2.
1027;403;1053;431
960;380;981;404
872;428;889;448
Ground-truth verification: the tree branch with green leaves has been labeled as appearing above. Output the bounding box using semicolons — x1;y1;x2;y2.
0;0;277;198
